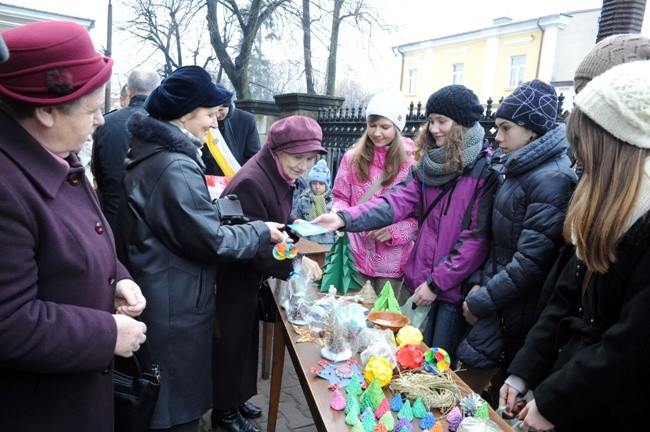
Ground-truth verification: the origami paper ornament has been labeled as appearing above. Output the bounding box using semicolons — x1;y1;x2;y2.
419;411;435;429
394;418;413;432
375;397;390;419
395;325;423;347
424;347;451;374
446;406;462;432
346;410;360;426
397;399;414;421
412;398;427;418
389;393;404;412
378;411;395;431
320;233;362;294
363;356;394;387
395;344;424;370
272;241;298;260
362;379;385;410
345;393;361;415
371;281;401;313
372;423;388;432
330;388;345;410
350;420;365;432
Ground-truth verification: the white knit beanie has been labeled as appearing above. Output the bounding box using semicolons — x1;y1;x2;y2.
574;60;650;148
365;89;407;131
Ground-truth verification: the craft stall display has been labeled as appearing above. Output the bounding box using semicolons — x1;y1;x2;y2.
277;271;512;432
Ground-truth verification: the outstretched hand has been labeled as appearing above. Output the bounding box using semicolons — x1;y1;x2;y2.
311;213;344;232
264;222;289;243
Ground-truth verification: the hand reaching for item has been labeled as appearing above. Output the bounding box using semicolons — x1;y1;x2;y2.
301;256;323;281
264;222;289;243
311;212;344;231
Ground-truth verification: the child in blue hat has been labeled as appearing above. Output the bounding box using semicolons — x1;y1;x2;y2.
293;159;336;246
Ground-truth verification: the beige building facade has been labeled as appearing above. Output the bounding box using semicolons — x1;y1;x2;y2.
393;9;600;107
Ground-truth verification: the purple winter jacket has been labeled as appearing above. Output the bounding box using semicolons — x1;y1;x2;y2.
0;110;123;431
340;150;496;304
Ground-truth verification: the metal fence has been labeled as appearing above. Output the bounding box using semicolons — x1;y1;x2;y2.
318;94;568;181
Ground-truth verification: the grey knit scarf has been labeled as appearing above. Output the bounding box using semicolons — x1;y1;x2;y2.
415;122;485;187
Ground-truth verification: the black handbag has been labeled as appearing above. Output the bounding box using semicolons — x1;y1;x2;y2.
257;278;278;323
113;341;161;432
214;194;249;225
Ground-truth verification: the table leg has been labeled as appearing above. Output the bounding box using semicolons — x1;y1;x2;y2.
261;321;273;379
267;321;285;432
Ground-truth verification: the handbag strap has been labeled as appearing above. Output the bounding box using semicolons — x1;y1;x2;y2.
358;175;384;205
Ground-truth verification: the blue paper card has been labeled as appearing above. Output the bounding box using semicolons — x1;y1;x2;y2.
288;221;329;236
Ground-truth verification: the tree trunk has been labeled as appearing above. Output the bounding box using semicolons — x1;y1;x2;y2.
325;0;344;96
302;0;316;94
596;0;647;42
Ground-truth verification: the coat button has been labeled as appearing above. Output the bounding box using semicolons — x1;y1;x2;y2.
108;276;116;285
95;222;104;234
68;173;81;186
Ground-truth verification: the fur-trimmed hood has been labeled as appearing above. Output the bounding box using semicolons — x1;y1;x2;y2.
125;111;204;170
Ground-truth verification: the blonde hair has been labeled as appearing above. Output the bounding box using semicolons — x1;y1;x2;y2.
413;120;468;173
564;109;649;273
351;115;408;186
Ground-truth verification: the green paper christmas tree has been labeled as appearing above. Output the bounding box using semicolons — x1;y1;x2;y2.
345;393;361;415
350;420;365;432
397;400;414;421
346;410;360;426
412;398;427;419
320;233;362;294
474;402;490;420
362;379;384;410
361;410;377;432
371;281;401;313
346;374;363;396
361;390;375;411
379;411;395;431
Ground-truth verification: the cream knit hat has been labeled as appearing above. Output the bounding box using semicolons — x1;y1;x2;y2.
574;60;650;149
365;90;407;131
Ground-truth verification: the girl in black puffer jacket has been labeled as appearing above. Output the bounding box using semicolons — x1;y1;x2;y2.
456;79;577;394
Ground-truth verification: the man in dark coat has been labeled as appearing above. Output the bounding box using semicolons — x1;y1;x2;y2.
92;68;160;233
201;96;261;176
0;21;147;431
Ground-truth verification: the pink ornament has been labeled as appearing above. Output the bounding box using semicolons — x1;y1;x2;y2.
330;388;346;411
375;397;390;419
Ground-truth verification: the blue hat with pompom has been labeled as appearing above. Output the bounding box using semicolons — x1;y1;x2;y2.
308;159;331;188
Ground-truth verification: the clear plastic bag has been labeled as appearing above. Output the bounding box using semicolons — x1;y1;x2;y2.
400;295;430;332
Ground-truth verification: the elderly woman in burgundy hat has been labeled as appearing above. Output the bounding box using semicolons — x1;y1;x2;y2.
211;116;324;432
0;21;147;431
116;65;287;432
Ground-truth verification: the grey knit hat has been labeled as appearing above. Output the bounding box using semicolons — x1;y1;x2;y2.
574;34;650;93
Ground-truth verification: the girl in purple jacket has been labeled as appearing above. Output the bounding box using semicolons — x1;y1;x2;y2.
315;85;497;365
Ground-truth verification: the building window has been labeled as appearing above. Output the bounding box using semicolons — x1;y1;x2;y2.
452;63;464;85
508;55;526;87
407;69;418;94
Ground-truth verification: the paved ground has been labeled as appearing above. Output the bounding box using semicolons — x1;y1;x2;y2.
199;324;317;432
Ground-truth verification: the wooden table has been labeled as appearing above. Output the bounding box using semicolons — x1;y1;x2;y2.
260;239;330;379
266;282;514;432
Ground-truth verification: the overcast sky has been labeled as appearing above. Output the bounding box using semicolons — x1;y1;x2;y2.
8;0;650;94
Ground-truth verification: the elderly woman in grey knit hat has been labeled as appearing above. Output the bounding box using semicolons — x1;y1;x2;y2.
456;79;578;396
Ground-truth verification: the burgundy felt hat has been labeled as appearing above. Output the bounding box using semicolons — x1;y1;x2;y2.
266;115;327;155
0;21;113;105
